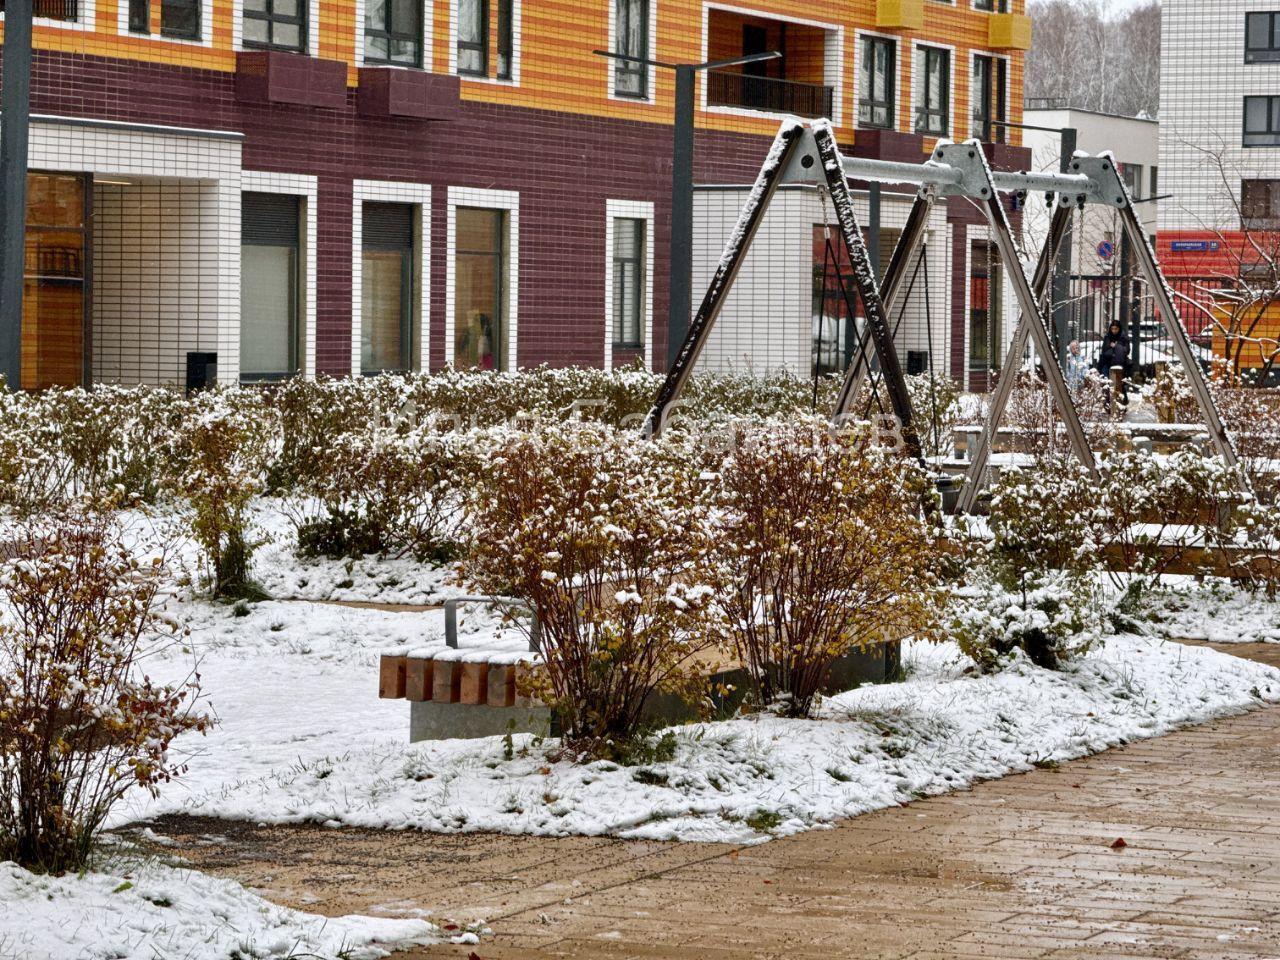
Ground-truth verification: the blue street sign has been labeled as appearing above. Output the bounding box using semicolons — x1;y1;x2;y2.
1097;240;1115;260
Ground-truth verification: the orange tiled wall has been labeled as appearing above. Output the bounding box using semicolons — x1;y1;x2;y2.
4;0;1023;146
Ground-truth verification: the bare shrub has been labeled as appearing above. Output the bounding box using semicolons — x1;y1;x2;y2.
456;423;719;754
162;390;277;600
708;418;945;718
0;504;209;873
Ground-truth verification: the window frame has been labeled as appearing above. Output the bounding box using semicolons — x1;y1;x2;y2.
364;0;423;66
360;203;416;376
160;0;200;39
240;191;303;383
1242;178;1280;229
456;0;489;76
495;0;512;79
243;0;307;52
1246;12;1280;64
611;217;646;348
857;35;896;130
1243;95;1280;147
612;0;650;99
914;44;951;137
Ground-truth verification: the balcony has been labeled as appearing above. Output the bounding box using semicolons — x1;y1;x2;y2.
875;0;923;30
704;8;836;120
706;70;833;120
0;0;80;19
988;13;1032;51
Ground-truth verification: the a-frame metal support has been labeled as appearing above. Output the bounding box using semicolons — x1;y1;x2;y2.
955;201;1074;514
643;121;924;463
831;188;938;421
642;122;806;438
644;120;1238;509
957;151;1240;512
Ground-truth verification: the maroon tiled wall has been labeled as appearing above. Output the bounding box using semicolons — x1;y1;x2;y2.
11;48;773;375
7;48;1027;380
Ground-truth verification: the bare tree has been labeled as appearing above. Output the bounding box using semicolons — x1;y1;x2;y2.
1174;139;1280;384
1027;0;1161;119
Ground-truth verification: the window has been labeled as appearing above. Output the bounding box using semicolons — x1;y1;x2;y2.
1150;166;1159;197
362;202;415;374
1244;96;1280;146
365;0;422;66
162;0;200;38
914;45;950;136
1242;179;1280;229
1122;163;1143;198
969;240;1002;373
243;0;305;52
128;0;149;32
1246;12;1280;63
613;0;649;98
241;192;301;382
3;0;80;21
457;0;488;75
971;54;1006;142
21;173;89;390
454;207;507;370
611;218;645;346
496;0;512;79
974;0;1007;10
128;0;200;37
858;36;895;129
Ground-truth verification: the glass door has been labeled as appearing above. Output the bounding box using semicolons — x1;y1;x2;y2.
22;172;89;390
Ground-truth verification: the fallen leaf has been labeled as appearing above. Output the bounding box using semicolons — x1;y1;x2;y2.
539;766;551;776
469;953;483;960
444;923;460;931
1110;838;1127;850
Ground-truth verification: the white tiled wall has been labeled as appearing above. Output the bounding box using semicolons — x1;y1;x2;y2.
1160;0;1280;231
19;117;244;387
692;185;951;378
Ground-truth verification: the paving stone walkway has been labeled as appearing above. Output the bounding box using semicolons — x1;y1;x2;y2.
156;642;1280;960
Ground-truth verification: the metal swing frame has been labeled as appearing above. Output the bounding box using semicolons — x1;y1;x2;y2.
642;120;1238;512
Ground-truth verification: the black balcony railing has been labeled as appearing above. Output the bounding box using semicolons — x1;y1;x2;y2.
0;0;80;19
706;70;833;120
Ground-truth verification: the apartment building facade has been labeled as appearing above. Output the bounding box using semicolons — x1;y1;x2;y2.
1;0;1030;389
1160;0;1280;379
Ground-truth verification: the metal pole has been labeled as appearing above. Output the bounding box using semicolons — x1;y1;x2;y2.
1051;127;1077;368
667;64;696;369
1118;227;1138;369
0;0;34;391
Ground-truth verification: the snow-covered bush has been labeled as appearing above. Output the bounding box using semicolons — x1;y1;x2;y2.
289;424;465;563
0;389;73;516
708;417;945;717
0;505;208;873
1096;449;1239;580
456;423;720;755
988;456;1106;578
951;570;1103;672
162;390;278;599
1229;501;1280;599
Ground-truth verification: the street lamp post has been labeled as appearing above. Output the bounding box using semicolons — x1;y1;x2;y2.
0;0;34;391
594;48;780;368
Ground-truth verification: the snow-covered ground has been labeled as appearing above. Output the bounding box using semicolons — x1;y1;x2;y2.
1136;578;1280;644
0;858;438;960
122;597;1280;845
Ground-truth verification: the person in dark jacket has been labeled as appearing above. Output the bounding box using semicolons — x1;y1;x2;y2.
1096;321;1132;403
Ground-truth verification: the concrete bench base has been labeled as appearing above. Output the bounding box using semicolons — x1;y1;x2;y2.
390;641;901;741
411;701;552;742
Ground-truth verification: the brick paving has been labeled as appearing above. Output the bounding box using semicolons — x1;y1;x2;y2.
156;641;1280;959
